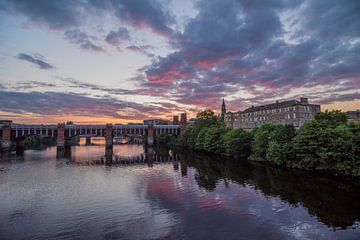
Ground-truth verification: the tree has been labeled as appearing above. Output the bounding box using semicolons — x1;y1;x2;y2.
203;126;228;154
196;109;222;128
349;122;360;175
250;123;277;161
314;110;348;128
195;128;207;150
155;133;176;147
223;128;252;158
292;120;354;171
266;125;296;165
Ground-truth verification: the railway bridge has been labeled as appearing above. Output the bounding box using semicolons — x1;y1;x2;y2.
0;121;182;155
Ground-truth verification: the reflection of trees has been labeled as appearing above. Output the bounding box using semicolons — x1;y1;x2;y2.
178;150;360;229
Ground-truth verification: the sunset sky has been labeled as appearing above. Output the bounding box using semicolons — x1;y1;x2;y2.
0;0;359;124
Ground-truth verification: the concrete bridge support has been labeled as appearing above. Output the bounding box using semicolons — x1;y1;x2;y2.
1;123;12;152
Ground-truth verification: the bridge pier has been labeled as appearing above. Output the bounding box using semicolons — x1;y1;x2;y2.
56;144;71;159
57;123;66;150
85;137;91;145
15;139;25;155
56;123;72;158
146;125;154;145
1;123;12;152
105;124;113;148
105;124;113;165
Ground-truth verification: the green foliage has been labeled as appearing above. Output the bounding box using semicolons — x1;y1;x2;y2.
168;109;360;176
223;128;252;158
292;118;354;171
195;128;207;150
349;122;360;175
196;109;222;128
314;110;348;128
251;123;277;161
203;126;228;154
24;135;41;149
155;133;176;147
266;125;296;165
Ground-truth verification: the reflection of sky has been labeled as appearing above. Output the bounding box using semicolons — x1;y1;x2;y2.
0;148;359;240
145;168;360;240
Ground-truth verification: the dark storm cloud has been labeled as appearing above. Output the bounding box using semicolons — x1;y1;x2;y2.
0;0;175;35
0;0;84;29
138;0;360;108
1;0;175;51
0;91;180;119
88;0;175;36
64;29;105;52
16;53;55;69
105;27;131;46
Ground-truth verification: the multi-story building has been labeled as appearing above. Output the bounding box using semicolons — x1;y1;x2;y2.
173;116;179;125
188;118;196;126
143;119;163;125
346;110;360;122
180;113;187;125
225;98;320;130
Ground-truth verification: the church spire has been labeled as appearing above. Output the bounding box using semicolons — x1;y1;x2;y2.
221;98;226;121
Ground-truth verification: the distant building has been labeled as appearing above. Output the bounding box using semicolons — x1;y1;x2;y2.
225;98;320;130
188;118;196;126
173;116;179;125
0;120;13;124
180;113;187;125
221;98;226;121
143;119;162;125
346;110;360;122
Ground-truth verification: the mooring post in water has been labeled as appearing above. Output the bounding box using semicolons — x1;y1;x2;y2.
1;122;12;152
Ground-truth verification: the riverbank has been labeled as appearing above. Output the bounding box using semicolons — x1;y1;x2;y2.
155;110;360;176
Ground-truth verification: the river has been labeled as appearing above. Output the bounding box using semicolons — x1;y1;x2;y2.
0;141;359;240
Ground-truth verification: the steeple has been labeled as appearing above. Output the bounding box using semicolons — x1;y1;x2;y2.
221;98;226;121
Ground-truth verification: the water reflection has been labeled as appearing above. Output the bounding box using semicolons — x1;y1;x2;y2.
177;151;360;230
0;145;359;240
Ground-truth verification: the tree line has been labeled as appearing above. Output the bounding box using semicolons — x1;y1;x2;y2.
155;109;360;176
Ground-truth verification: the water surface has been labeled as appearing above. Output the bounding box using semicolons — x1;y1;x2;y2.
0;144;359;240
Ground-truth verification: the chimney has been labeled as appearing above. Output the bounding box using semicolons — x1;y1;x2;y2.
300;97;308;104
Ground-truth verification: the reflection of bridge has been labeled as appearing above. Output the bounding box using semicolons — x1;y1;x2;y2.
95;151;181;166
0;122;183;154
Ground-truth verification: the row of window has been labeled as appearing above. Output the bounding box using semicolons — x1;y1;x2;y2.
227;112;315;124
226;105;317;119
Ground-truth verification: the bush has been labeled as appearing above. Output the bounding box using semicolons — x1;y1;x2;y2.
203;126;228;154
223;128;252;158
251;123;278;161
155;133;176;147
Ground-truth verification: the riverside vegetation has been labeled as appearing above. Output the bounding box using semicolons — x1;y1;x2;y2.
155;109;360;176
